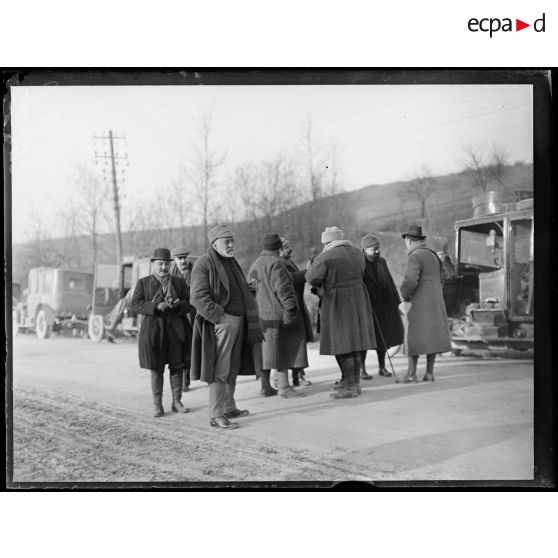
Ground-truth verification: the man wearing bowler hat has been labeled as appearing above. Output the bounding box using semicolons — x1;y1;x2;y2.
170;245;196;392
190;225;264;430
131;248;193;417
400;225;451;383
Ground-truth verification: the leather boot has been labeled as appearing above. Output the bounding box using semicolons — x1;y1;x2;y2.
182;368;190;392
151;371;164;417
277;370;306;398
260;369;278;397
423;354;436;382
331;355;358;398
170;371;190;413
292;369;300;386
333;356;346;390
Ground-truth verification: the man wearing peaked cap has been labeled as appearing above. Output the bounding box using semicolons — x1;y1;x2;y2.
306;226;376;398
189;225;264;430
400;225;451;383
170;245;195;393
131;248;194;417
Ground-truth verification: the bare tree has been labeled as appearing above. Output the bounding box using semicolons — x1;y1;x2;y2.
487;143;509;186
182;110;226;245
399;164;436;222
459;141;509;192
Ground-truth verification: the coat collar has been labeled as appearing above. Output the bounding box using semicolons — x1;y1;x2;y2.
407;240;427;255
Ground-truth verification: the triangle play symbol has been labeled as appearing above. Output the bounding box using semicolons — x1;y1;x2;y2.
516;19;530;31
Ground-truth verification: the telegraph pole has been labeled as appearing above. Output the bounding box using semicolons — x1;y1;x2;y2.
94;130;127;263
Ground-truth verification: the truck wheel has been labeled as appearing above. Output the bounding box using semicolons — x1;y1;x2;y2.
88;315;105;343
36;309;53;339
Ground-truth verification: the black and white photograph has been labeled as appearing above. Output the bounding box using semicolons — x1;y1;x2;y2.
4;70;552;486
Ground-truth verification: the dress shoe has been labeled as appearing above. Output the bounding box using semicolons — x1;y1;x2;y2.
402;372;418;384
422;372;435;382
378;368;393;377
260;386;278;397
278;387;306;398
360;370;373;380
224;409;249;418
330;386;359;399
182;385;190;392
171;401;190;413
210;417;239;429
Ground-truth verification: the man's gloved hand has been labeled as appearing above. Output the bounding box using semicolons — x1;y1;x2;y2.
157;302;170;312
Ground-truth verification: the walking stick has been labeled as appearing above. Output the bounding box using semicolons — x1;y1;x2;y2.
370;307;400;383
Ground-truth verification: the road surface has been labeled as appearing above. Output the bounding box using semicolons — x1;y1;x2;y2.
9;334;533;484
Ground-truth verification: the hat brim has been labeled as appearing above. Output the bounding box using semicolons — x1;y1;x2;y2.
150;257;172;262
171;252;190;258
401;233;426;239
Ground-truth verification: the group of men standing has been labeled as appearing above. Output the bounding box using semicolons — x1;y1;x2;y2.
129;222;451;430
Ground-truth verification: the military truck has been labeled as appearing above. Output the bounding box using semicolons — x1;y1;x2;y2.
449;191;533;354
13;267;94;338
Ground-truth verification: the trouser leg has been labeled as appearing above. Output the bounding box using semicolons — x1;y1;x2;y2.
182;368;190;391
377;350;386;370
170;368;189;412
353;352;362;394
360;350;372;380
334;355;346;388
260;369;278;397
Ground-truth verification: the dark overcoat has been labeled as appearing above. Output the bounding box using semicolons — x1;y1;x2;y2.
281;256;314;343
189;250;260;383
170;262;197;325
131;275;193;370
400;242;452;355
363;256;404;350
306;241;376;355
248;251;309;370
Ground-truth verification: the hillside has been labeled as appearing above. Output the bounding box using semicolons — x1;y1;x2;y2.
11;162;532;287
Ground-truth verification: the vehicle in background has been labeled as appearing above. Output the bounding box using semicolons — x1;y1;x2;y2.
13;268;93;339
449;191;533;355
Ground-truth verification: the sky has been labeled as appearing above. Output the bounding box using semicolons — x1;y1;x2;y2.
10;83;533;243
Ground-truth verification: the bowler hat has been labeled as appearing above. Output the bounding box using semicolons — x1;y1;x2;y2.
150;248;172;261
263;233;282;251
401;225;426;239
171;245;191;258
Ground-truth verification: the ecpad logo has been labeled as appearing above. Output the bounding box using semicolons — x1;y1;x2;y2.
468;13;546;37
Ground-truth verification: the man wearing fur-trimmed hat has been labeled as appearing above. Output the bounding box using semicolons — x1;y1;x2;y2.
131;248;194;417
400;225;451;383
306;226;376;398
190;225;264;430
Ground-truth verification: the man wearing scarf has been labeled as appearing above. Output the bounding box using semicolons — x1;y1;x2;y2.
131;248;193;417
190;225;265;430
360;233;404;379
170;245;196;392
307;226;376;398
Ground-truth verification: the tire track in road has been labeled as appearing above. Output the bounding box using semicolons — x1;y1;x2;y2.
12;387;372;483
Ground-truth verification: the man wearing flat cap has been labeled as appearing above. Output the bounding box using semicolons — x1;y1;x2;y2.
170;245;196;392
248;233;308;398
307;226;376;398
131;248;194;417
400;225;451;383
190;225;264;429
360;233;404;379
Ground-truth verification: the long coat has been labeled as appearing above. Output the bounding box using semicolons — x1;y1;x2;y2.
248;251;309;370
306;241;376;355
363;256;404;350
189;249;259;383
131;275;193;370
281;256;314;343
400;242;451;355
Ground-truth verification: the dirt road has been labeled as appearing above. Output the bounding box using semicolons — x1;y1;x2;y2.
9;335;534;484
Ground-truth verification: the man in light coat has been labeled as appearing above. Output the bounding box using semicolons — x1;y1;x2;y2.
190;225;264;429
307;226;376;398
248;233;307;398
400;225;451;383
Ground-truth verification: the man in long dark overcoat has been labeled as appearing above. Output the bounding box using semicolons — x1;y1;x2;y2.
279;237;314;387
131;248;193;417
248;233;307;398
360;233;404;379
306;226;376;398
400;225;451;383
170;245;196;392
190;225;264;430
